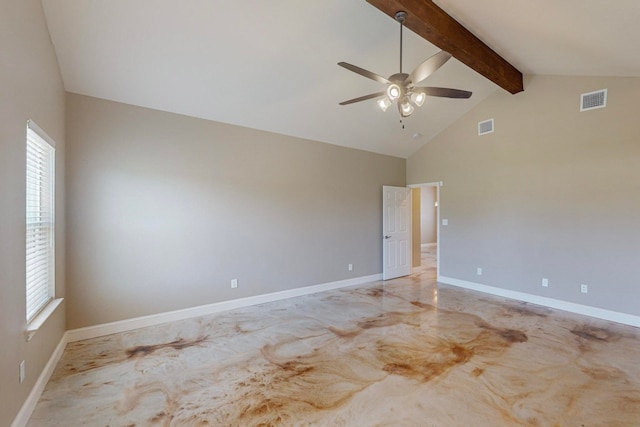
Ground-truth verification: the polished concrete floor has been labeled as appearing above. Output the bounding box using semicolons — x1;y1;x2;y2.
28;247;640;426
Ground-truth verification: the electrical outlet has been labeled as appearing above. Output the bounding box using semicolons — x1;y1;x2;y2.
581;284;588;294
348;263;353;271
541;278;549;287
231;279;238;289
476;267;482;276
19;360;25;384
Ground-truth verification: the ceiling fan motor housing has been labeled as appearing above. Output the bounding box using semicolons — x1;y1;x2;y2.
389;73;409;83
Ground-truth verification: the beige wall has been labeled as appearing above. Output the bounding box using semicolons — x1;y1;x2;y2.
408;75;640;316
411;189;421;267
65;94;405;328
420;186;437;244
0;1;66;425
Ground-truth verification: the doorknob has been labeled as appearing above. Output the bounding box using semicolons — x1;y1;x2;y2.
384;235;391;239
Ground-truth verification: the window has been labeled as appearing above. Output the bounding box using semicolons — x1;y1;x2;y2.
26;120;56;323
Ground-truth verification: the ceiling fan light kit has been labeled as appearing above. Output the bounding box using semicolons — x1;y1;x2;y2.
338;11;472;121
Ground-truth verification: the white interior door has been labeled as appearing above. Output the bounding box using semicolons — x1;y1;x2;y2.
382;186;412;280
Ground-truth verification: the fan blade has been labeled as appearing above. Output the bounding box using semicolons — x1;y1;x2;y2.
338;62;391;85
404;51;452;86
339;92;386;105
414;87;472;99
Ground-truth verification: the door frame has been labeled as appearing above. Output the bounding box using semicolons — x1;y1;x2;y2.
407;181;441;276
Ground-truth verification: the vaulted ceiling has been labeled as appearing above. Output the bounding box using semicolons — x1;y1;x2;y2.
41;0;640;158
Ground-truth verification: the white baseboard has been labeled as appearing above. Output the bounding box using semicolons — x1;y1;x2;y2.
438;275;640;328
11;332;68;427
421;243;436;249
66;274;382;343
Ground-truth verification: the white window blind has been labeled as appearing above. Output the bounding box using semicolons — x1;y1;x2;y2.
26;121;56;322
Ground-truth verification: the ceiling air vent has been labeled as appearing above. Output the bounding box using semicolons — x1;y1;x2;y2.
580;89;607;112
478;118;494;136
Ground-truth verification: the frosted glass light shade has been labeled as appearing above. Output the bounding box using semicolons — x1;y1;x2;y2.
377;97;392;112
411;92;426;107
387;84;401;100
400;100;414;117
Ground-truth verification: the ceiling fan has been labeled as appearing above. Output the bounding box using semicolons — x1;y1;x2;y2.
338;11;472;119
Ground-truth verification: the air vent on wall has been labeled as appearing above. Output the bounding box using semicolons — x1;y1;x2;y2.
580;89;607;112
478;118;494;136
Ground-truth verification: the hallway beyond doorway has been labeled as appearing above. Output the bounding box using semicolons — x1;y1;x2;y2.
417;244;437;278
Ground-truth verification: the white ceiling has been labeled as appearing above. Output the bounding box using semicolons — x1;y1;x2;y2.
41;0;640;158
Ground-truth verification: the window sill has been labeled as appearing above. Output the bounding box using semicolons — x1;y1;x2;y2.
25;298;64;342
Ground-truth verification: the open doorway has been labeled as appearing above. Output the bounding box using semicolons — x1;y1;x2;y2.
409;183;440;278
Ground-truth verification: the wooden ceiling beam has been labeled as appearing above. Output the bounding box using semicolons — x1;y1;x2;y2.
366;0;524;94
